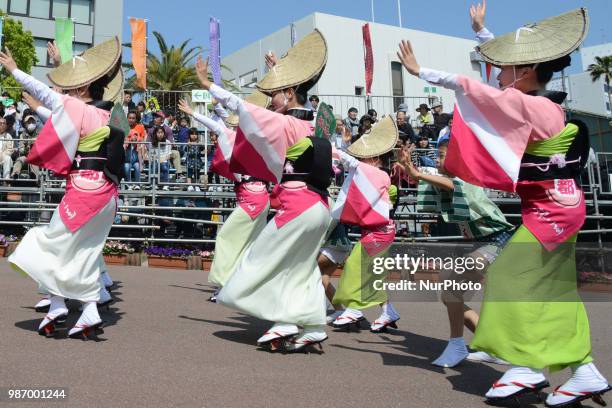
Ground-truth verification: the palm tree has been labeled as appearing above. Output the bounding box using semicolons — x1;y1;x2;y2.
587;55;612;116
123;31;236;92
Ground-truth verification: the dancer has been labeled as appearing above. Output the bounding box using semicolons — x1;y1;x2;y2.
177;94;270;300
397;8;610;406
400;138;513;367
197;30;333;352
3;37;125;340
330;116;401;333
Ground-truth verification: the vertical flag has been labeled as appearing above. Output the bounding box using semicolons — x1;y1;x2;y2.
55;17;74;63
362;23;374;95
290;22;296;46
209;17;222;87
130;18;147;90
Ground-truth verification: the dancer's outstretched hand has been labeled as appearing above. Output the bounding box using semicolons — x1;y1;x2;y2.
470;0;487;33
195;56;211;89
22;91;42;111
0;48;18;72
397;40;420;77
47;41;62;67
177;99;194;116
265;51;278;70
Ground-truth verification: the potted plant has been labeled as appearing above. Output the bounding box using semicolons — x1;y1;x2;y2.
145;246;192;269
199;250;214;270
0;234;8;257
579;271;612;293
103;241;135;265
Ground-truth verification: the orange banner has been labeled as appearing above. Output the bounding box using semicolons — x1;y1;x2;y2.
130;18;147;90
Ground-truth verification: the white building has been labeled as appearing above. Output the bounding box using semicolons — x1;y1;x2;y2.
547;43;612;116
0;0;123;84
222;12;482;118
580;42;612;71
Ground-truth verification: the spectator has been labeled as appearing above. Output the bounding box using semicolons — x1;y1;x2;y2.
0;117;14;181
11;111;40;179
147;111;184;178
309;95;320;112
164;110;178;131
438;117;453;140
137;101;150;127
175;116;190;154
122;91;136;116
411;134;437;168
415;103;434;128
343;107;359;137
397;103;408;113
432;100;451;134
367;108;378;123
150;125;171;189
396;111;416;143
352;114;374;143
207;132;220;187
124;111;146;189
333;114;350;150
185;128;204;191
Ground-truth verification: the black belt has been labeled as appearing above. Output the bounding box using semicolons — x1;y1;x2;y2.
518;153;580;182
71;153;107;172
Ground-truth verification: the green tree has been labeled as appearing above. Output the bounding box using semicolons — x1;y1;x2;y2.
587;55;612;116
0;11;37;99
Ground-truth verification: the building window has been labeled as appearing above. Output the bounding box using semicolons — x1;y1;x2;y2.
0;0;8;12
52;0;69;18
30;0;50;18
8;0;28;15
391;61;404;112
354;86;364;96
70;0;90;24
73;41;89;55
34;38;52;67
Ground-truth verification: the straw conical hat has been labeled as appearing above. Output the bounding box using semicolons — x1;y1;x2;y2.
48;36;122;91
477;8;589;66
256;30;327;95
347;116;398;159
225;90;271;127
104;66;124;102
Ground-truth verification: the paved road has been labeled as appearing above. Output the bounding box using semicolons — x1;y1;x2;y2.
1;260;610;408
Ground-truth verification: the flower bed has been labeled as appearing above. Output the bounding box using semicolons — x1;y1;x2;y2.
103;241;136;265
145;246;193;269
0;234;18;257
199;251;214;271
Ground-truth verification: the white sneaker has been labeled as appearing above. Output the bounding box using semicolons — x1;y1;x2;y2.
545;363;611;407
134;185;141;190
195;186;201;192
332;308;365;328
162;185;169;191
485;366;548;401
326;310;343;325
467;351;509;365
284;326;328;352
257;323;299;345
187;185;194;192
69;302;103;338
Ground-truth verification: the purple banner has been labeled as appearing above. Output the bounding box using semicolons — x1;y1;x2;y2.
209;17;222;87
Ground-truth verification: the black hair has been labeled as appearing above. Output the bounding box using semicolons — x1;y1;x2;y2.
367;109;377;117
87;75;109;101
348;107;358;114
137;101;146;108
124;90;133;96
127;110;141;122
309;95;319;102
151;125;166;147
519;55;572;85
189;127;198;135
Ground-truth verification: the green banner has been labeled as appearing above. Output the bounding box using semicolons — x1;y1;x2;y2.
314;102;336;139
55;17;73;63
109;103;130;136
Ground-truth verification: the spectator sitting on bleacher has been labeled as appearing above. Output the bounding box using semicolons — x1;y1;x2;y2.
124;111;147;189
147;111;183;179
122;91;136;116
352;114;374;143
11;110;40;180
432;100;451;135
367;108;378;123
150;125;172;189
137;101;150;127
186;128;204;192
438;117;453;140
416;103;434;128
175;115;190;156
0;117;14;182
343;107;359;137
207;132;220;188
396;110;416;143
411;133;437;168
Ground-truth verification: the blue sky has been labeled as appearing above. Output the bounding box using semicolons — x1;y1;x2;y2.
123;0;611;74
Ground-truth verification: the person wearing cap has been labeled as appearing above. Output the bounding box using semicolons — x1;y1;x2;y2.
415;103;434;128
431;100;450;136
196;30;333;352
398;8;609;406
400;137;514;368
330;116;401;333
177;92;271;303
10;110;41;179
1;37;125;340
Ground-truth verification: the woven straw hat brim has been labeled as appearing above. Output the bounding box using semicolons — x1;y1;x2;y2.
104;67;124;102
47;37;122;90
477;8;589;66
225;90;271;127
347;116;398;159
256;29;327;95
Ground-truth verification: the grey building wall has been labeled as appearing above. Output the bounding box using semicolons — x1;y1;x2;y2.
1;0;123;84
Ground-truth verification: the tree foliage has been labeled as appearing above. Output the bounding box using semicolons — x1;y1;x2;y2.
587;55;612;115
0;11;37;99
